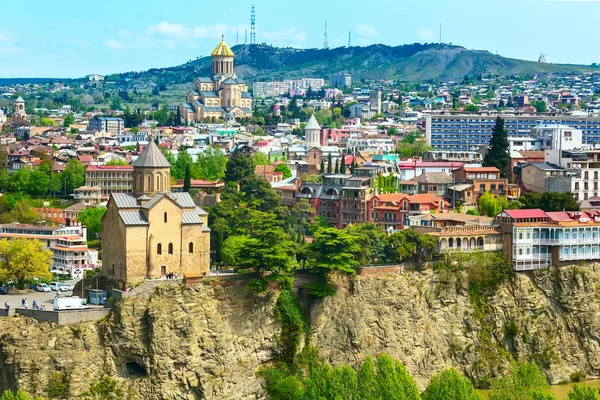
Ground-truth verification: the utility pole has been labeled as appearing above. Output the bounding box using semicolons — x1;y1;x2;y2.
324;22;329;49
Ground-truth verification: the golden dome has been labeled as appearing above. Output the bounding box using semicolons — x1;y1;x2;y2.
211;36;234;57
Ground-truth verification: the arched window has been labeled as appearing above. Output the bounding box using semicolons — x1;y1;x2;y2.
138;175;143;190
189;242;194;253
147;176;151;189
164;212;168;223
168;243;173;254
157;243;162;255
156;175;160;192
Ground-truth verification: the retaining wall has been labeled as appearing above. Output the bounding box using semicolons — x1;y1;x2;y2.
15;308;109;325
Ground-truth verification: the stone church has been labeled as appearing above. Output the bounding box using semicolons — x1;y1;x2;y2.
102;141;210;284
179;37;253;123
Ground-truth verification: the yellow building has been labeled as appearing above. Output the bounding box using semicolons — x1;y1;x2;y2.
180;37;253;123
102;141;210;284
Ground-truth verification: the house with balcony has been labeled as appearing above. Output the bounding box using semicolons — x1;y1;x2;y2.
496;209;600;271
367;193;411;232
448;166;513;207
84;165;133;200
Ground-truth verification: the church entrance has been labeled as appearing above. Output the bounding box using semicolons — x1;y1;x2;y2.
161;266;166;276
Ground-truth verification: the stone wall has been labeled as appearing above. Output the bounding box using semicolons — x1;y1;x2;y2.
0;309;15;317
15;308;109;325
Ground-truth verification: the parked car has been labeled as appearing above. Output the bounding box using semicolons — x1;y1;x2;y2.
49;282;62;292
35;283;51;292
59;282;74;292
0;287;8;295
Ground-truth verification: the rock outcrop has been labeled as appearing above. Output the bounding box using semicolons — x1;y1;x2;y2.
1;265;600;398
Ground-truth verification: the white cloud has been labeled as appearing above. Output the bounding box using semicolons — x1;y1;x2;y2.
104;39;126;49
355;25;377;38
418;28;434;41
148;22;227;41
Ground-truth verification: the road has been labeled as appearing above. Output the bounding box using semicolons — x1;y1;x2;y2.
0;280;81;310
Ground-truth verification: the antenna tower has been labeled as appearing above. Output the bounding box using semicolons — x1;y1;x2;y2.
439;23;442;44
250;4;256;45
245;29;248;44
324;21;329;49
236;29;239;45
348;31;352;47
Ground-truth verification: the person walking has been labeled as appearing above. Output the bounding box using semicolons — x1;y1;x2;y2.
23;299;28;309
4;301;9;311
21;298;25;308
32;300;37;310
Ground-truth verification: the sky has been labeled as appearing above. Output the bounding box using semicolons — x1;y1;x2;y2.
1;0;599;78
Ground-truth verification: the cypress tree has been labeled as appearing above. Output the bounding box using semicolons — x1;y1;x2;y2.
340;154;347;174
327;153;332;174
320;157;325;173
183;164;191;192
483;116;510;177
334;159;339;174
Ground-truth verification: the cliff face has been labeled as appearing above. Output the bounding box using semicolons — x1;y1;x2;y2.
1;266;600;398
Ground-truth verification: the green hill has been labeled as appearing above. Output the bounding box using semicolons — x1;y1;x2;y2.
137;43;593;84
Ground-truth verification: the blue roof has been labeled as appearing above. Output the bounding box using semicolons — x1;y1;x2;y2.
200;91;218;98
241;92;252;99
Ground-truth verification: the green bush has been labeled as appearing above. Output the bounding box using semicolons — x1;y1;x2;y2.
46;372;70;399
570;371;584;383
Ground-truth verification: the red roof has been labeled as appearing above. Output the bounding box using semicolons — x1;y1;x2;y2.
86;165;133;171
397;161;464;169
545;211;572;222
502;209;547;219
461;167;500;173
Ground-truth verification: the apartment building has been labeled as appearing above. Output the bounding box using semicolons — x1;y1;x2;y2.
449;166;513;207
85;165;133;199
252;81;290;98
496;209;600;271
87;116;125;135
426;114;600;150
0;224;94;277
330;73;352;89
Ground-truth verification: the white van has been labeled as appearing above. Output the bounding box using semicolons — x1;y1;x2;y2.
53;297;88;311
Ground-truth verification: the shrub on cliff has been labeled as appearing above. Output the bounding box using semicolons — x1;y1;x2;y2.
568;385;600;400
488;362;553;400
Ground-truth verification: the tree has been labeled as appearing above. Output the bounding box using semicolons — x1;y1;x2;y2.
310;228;360;275
63;158;85;194
80;375;124;400
320;158;325;173
345;223;386;265
327;153;332;174
172;148;193;180
478;192;509;217
531;100;547;113
225;150;256;183
423;368;483;400
519;191;542;209
239;174;283;213
110;96;122;111
26;169;51;197
334;159;339;174
196;146;228;181
465;104;480;112
388;127;399;136
568;385;600;400
0;238;52;288
78;207;106;240
183;164;192;192
488;362;550;400
540;192;579;212
104;158;128;166
483;117;510;177
253;152;270;166
339;155;347;174
0;390;38;400
63;114;75;127
274;163;292;179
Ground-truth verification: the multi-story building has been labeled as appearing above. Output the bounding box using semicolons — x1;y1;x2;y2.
426;114;600;151
449;166;515;207
252;81;290;98
87;116;125;136
85;165;133;199
496;209;600;271
0;224;94;277
285;78;325;91
330;73;352;89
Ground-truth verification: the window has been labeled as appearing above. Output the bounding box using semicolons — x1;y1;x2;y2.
157;243;162;255
189;242;194;253
164;212;168;223
168;243;173;254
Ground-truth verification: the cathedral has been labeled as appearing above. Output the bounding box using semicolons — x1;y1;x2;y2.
180;37;253;123
102;141;211;284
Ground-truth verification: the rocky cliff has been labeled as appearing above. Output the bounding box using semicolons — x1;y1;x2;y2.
1;265;600;399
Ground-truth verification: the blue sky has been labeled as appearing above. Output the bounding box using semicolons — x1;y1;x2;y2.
0;0;598;78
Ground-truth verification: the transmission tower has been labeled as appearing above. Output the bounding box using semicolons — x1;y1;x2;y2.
245;29;248;44
236;29;239;45
324;21;329;49
348;31;352;47
250;4;256;45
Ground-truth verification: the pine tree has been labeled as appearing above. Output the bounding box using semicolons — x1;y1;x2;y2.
340;154;347;174
334;159;339;174
483;116;510;177
327;153;332;174
183;164;191;192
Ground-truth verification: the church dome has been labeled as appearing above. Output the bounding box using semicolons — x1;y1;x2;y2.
133;141;171;168
211;37;234;57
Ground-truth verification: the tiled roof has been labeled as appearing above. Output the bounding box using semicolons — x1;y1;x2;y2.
182;211;203;225
112;193;139;209
305;115;321;130
87;165;133;171
502;209;547;219
119;211;149;226
132;140;171;168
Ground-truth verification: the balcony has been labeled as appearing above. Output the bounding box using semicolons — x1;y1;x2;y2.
559;252;600;262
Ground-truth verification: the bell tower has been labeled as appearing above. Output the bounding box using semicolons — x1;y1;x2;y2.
211;36;235;77
132;141;172;197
